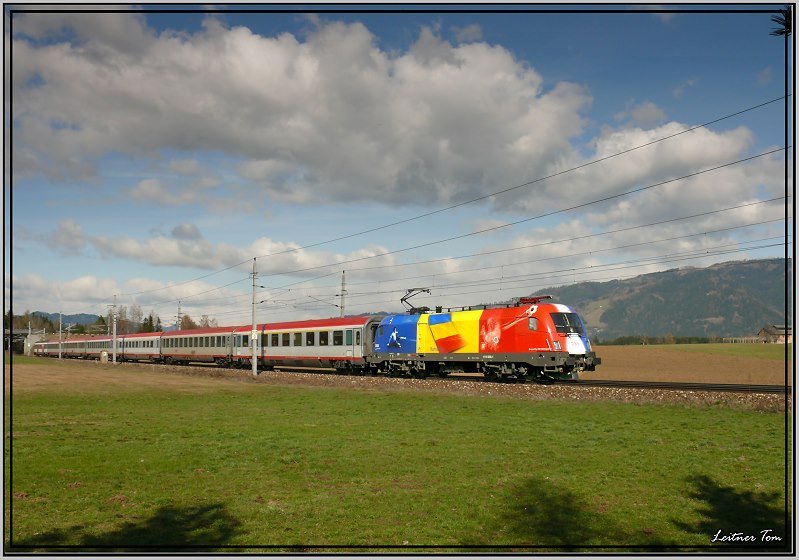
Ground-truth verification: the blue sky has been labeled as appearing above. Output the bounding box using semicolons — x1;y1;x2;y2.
5;4;792;327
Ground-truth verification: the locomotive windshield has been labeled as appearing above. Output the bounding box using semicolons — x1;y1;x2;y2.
550;313;586;336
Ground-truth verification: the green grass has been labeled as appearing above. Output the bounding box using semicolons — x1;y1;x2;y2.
5;377;791;552
653;343;792;361
4;354;51;366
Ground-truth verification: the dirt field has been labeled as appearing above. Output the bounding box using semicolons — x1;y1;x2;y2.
585;345;791;385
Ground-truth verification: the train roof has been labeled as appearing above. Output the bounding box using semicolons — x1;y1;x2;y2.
161;325;240;337
259;316;376;331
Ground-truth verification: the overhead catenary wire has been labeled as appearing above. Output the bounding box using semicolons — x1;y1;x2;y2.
235;147;789;281
109;96;789;301
250;241;792;323
187;237;790;324
135;199;789;317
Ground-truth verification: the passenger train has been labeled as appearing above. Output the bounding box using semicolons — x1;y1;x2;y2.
33;296;600;382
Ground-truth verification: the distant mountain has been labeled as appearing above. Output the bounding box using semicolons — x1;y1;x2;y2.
25;259;790;340
32;312;100;326
541;258;791;340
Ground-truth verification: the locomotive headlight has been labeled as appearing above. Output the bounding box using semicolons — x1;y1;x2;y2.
553;340;561;351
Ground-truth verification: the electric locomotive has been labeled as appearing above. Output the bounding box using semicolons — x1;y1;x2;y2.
367;295;600;381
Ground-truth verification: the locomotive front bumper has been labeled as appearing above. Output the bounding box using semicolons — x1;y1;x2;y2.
578;352;601;371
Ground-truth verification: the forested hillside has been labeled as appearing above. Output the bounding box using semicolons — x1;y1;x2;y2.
542;258;791;340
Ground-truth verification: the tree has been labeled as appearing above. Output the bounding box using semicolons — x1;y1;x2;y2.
199;315;218;328
770;6;792;37
180;314;199;330
130;304;144;333
141;313;163;333
11;311;55;333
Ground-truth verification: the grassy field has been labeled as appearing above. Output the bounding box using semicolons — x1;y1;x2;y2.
4;357;792;552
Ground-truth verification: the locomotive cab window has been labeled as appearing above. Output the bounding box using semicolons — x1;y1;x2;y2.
550;313;586;336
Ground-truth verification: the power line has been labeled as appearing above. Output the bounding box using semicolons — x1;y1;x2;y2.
247;147;788;280
251;96;788;260
107;96;789;300
134;198;789;314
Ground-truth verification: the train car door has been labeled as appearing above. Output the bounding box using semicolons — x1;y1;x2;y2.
345;329;354;358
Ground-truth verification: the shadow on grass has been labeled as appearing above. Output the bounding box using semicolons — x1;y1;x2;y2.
9;502;242;552
463;476;671;552
673;474;790;551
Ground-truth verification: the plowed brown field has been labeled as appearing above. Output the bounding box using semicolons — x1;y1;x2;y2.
586;345;791;385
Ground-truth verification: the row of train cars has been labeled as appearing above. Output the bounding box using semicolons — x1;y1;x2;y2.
33;296;601;382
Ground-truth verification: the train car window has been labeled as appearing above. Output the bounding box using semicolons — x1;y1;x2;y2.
333;331;343;346
282;333;290;347
294;333;303;347
243;335;249;347
271;333;279;347
319;331;329;346
529;317;539;331
306;331;315;346
356;331;361;345
345;330;353;345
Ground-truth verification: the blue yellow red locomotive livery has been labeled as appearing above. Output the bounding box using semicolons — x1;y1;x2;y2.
370;296;598;381
33;296;600;382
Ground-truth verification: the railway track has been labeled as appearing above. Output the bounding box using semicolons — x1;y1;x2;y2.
47;359;791;395
265;367;789;395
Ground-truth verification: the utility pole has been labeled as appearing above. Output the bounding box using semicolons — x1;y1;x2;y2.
339;270;347;318
176;301;182;330
58;312;62;360
109;295;117;364
251;258;258;377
